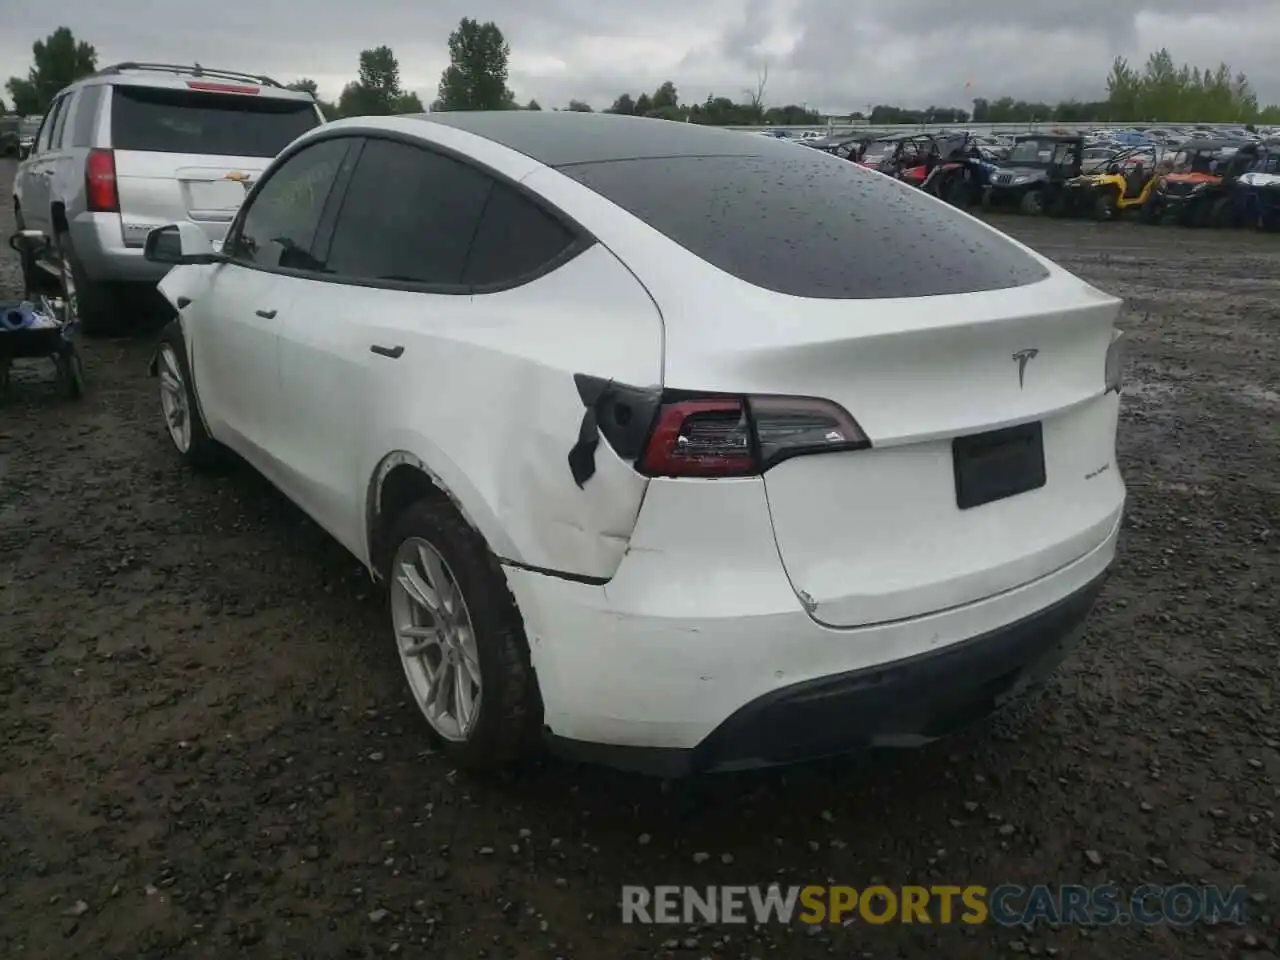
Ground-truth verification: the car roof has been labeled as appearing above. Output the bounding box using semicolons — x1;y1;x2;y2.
65;62;314;102
1177;138;1246;150
413;111;776;167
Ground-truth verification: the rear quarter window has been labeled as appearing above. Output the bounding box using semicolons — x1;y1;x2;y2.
111;85;321;157
559;152;1049;299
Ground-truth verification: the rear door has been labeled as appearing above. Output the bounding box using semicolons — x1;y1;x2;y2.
271;135;662;576
109;82;323;247
19;98;65;236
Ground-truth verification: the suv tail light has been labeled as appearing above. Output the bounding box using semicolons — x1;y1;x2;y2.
85;148;118;213
639;395;870;478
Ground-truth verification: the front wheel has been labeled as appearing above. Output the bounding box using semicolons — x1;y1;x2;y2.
386;501;542;771
156;321;226;470
1019;190;1044;216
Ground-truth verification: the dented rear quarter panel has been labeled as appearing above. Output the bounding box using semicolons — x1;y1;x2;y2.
358;242;664;581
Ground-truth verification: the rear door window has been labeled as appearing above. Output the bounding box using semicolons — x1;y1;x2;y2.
110;85;320;157
37;98;64;152
560;151;1049;299
69;85;103;147
463;181;577;288
322;137;492;287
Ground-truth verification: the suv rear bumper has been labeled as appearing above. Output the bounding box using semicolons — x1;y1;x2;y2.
69;213;170;283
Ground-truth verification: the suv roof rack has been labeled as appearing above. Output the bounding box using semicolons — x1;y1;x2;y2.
92;62;285;88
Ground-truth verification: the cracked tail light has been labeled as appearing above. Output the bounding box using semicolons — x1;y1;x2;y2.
1105;329;1125;394
638;395;870;478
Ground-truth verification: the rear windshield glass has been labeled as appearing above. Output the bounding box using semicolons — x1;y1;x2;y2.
111;86;319;157
560;152;1048;299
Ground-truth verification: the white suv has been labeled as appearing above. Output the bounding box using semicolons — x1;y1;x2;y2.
12;62;324;334
143;113;1127;776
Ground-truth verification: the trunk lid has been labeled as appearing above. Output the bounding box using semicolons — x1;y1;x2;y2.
665;271;1124;629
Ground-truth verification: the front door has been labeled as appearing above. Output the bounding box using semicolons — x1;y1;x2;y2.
196;135;356;476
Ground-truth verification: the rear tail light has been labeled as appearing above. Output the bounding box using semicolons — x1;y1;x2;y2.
85;148;118;212
639;394;869;478
1105;329;1125;394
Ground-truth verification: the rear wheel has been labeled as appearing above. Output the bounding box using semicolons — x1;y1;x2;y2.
1019;190;1044;216
1208;196;1234;228
1139;196;1162;225
56;231;125;337
1091;190;1114;221
385;501;543;771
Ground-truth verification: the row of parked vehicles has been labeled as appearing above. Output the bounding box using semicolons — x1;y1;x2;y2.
803;131;1280;231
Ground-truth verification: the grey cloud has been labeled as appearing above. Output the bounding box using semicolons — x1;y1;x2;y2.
3;0;1279;115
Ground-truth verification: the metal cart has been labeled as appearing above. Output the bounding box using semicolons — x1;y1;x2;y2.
1;232;84;400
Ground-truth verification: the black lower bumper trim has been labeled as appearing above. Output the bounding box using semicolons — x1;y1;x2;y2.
546;573;1108;777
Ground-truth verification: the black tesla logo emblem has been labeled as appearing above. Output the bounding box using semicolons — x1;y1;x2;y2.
1012;348;1039;388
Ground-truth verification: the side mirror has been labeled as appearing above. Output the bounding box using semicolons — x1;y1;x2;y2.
144;223;220;266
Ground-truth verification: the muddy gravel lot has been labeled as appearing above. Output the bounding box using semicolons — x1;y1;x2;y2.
1;157;1278;960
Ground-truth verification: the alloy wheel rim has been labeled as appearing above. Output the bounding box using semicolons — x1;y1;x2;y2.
390;536;482;742
157;345;191;452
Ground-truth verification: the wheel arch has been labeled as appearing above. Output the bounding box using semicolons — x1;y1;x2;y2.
365;448;518;582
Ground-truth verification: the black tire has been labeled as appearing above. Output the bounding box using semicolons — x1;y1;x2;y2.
56;230;125;337
1139;197;1162;225
1208;196;1234;228
384;500;542;771
1091;191;1113;221
1019;190;1043;216
156;320;226;471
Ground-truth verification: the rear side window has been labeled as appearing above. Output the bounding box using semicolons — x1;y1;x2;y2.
463;181;576;287
50;93;72;148
324;138;492;286
69;85;103;147
231;138;350;269
38;99;64;151
560;152;1049;299
111;86;320;157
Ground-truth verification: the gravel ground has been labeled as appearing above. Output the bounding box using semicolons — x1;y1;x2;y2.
1;157;1278;960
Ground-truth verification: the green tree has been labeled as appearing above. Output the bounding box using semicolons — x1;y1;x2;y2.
606;93;635;115
394;91;425;113
525;98;541;111
287;78;318;96
436;18;513;111
0;99;6;115
6;27;97;115
633;92;653;115
566;99;593;112
651;80;679;111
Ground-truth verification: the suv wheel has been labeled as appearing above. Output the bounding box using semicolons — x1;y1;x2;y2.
385;501;542;771
56;231;124;337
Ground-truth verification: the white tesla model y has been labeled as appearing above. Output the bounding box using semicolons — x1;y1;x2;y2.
145;112;1126;775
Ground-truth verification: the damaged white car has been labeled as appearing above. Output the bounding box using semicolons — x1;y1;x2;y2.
146;112;1127;776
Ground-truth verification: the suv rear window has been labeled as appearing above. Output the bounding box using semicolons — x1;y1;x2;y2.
560;152;1048;299
111;85;319;157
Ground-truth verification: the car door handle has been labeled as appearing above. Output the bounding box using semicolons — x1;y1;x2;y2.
369;344;404;359
255;308;277;319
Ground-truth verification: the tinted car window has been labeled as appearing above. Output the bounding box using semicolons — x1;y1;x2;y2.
111;86;320;157
37;99;62;151
69;84;103;147
232;138;350;269
463;181;576;287
324;138;492;286
50;93;73;148
560;153;1049;299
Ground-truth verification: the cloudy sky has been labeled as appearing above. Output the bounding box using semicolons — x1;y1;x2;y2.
4;0;1280;114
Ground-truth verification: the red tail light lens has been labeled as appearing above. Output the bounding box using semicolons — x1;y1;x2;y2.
639;395;869;478
85;148;118;212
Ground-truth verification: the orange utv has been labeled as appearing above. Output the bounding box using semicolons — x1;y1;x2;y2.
1140;138;1258;226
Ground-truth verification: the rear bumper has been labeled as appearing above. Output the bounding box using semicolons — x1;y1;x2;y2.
69;213;230;283
505;474;1122;776
550;572;1104;776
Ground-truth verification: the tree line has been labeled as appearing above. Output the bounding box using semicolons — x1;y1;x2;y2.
5;23;1279;128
